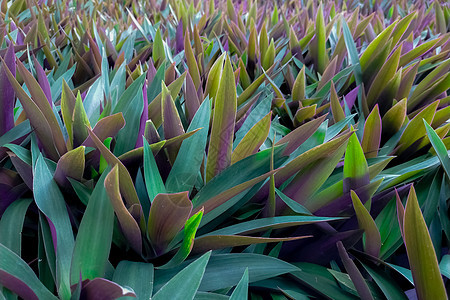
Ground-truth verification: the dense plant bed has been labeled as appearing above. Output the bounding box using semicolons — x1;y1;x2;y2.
0;0;449;299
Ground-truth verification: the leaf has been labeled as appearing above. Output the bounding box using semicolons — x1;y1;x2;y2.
166;97;210;193
148;72;187;128
113;74;145;156
1;60;60;160
343;132;369;192
112;261;154;300
104;164;142;254
54;146;85;187
292;66;305;102
275;188;312;215
0;43;16;136
184;31;201;90
313;4;328;73
202;215;341;236
161;82;185;163
229;268;248;300
206;55;237;182
275;114;327;156
291;262;359;300
205;53;226;100
361;105;381;158
381;98;406;138
342;19;362;85
152;251;211;300
155;253;297;292
403;185;447;300
70;170;114;284
282;136;348;206
143;138;166;202
0;199;32;255
160;209;204;269
0;244;57;300
88;128;141;208
60;80;76;150
153;28;166;65
330;81;345;123
16;58;66;155
33;154;74;299
72;91;91;148
351;191;381;257
82;113;126;148
192;235;307;253
360;263;408;300
147;192;193;255
366;45;402;108
397;100;439;154
424;120;450;179
336;242;374;300
79;278;135;299
231;112;271;164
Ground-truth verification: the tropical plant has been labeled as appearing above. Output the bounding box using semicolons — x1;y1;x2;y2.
0;0;449;299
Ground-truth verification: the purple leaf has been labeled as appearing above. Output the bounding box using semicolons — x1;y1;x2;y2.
337;241;374;300
0;43;16;136
135;83;148;148
80;278;136;300
0;270;39;300
32;56;52;106
147;192;192;255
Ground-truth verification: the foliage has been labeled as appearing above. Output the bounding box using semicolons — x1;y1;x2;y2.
0;0;449;299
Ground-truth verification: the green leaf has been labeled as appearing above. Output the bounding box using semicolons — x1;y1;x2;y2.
70;170;114;284
192;235;307;253
342;19;362;85
72;91;90;147
184;31;201;90
0;244;57;300
362;105;381;159
231;112;271;164
291;262;359;300
423;120;450;179
33;155;74;299
206;55;237;182
153;28;166;65
143;138;166;202
313;4;328;73
160;209;204;269
201;215;341;236
112;261;154;300
360;263;408;300
351;191;381;257
343;132;369;192
0;199;32;255
366;45;402;108
229;268;248;300
397;100;439;154
403;185;447;300
275;188;312;215
152;251;211;300
292;66;305;102
113;75;145;156
166;97;210;193
155;253;297;292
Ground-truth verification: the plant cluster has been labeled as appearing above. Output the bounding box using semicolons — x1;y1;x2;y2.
0;0;449;299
